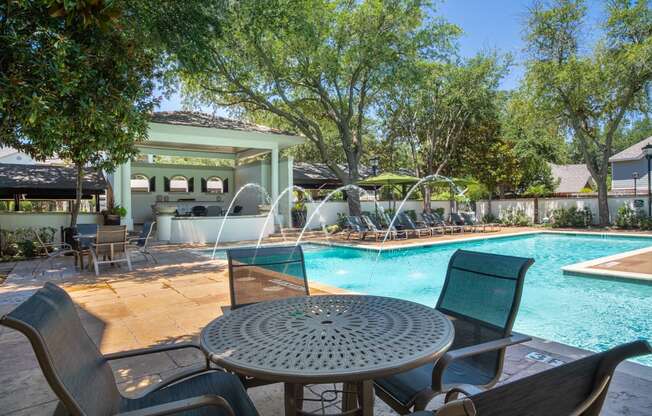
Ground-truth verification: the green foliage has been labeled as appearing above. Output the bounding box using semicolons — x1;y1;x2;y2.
326;224;341;234
551;207;593;228
523;0;652;224
483;212;498;224
499;208;532;227
0;227;56;259
524;184;551;198
0;0;158;227
433;207;445;218
615;204;640;228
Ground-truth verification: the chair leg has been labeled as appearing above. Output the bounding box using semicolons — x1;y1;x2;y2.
126;253;132;272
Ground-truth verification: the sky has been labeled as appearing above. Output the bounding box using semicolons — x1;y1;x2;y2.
155;0;605;112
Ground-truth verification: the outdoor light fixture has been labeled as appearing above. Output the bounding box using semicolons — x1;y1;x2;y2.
633;172;639;197
643;143;652;217
370;155;379;176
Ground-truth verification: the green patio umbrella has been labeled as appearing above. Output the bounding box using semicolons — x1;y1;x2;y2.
358;172;420;211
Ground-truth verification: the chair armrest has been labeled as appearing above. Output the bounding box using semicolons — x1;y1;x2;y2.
435;398;477;416
104;342;203;361
444;384;484;403
114;395;235;416
432;333;530;391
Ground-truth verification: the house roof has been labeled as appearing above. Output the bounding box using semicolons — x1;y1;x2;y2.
0;163;107;199
150;111;295;136
609;136;652;162
550;163;593;194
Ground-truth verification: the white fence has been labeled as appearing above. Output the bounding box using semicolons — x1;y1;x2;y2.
304;200;451;228
476;196;650;224
0;212;103;241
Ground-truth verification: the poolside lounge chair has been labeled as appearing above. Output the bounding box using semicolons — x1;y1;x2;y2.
375;249;534;413
450;212;475;232
129;221;157;264
462;212;500;233
90;225;132;276
411;340;651;416
32;230;78;276
0;282;258;416
361;215;396;241
396;212;431;238
420;212;446;235
227;245;310;310
430;212;464;234
344;215;369;240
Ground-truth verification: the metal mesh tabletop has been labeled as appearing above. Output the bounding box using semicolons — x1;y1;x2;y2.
201;295;454;383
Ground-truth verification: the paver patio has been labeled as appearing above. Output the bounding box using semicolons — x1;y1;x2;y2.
0;235;651;415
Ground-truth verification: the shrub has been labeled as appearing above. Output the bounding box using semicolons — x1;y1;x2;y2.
483;212;498;223
325;224;340;234
640;216;652;231
433;207;445;218
0;227;55;259
615;204;638;229
499;208;532;226
551;207;592;228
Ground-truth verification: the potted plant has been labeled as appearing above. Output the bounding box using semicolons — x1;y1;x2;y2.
291;200;307;228
102;205;126;225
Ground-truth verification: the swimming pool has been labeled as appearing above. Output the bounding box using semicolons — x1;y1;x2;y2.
298;233;652;366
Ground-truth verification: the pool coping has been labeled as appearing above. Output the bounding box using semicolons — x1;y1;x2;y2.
561;245;652;283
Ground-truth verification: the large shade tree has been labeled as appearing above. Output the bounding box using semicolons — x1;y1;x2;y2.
0;0;157;227
152;0;458;215
524;0;652;225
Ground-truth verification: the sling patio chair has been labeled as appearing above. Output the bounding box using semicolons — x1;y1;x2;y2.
73;223;98;269
0;282;259;416
410;340;652;416
32;230;79;276
361;215;397;241
344;215;369;240
430;212;464;234
420;212;446;236
372;213;409;240
128;222;157;264
374;249;535;414
396;212;432;238
379;212;409;240
90;225;132;276
450;212;475;233
461;212;500;233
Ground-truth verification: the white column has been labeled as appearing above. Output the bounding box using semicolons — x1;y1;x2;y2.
120;161;133;230
271;146;279;203
286;156;294;228
113;168;122;208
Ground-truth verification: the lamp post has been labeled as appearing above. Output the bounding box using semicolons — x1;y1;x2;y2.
643;144;652;217
632;172;639;197
369;156;379;215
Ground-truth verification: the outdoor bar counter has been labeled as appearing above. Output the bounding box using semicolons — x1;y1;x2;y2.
160;214;275;244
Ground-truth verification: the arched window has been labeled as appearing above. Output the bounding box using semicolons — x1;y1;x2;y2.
130;174;150;192
206;176;224;193
169;175;189;193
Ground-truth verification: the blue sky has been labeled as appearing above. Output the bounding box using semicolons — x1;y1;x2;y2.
156;0;605;112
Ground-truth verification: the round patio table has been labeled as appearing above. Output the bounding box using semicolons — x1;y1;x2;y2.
200;295;454;415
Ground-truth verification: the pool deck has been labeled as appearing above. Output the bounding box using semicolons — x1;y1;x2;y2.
0;230;651;415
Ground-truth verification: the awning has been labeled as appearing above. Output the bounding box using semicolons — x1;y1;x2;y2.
0;163;108;199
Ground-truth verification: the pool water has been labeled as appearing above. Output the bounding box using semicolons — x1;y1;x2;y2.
299;233;652;366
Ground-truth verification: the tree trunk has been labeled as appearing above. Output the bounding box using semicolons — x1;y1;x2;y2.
347;191;362;216
70;163;83;228
596;179;609;226
422;186;431;213
533;197;539;224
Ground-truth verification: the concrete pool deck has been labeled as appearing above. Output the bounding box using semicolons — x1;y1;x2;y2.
0;232;651;415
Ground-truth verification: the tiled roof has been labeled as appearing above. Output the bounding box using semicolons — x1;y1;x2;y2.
0;163;107;191
550;163;593;194
609;136;652;162
150;111;296;136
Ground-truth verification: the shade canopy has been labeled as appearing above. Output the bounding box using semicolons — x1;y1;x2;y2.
0;163;107;199
357;172;420;186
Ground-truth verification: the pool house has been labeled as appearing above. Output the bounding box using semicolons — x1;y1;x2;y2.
112;111;304;243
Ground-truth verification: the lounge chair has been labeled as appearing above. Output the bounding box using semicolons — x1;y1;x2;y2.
90;225;132;276
411;340;651;416
32;230;78;276
375;249;534;413
420;212;446;235
227;245;309;310
344;215;369;240
361;215;396;241
450;212;474;232
129;221;157;264
0;282;259;416
396;212;431;238
461;212;500;233
430;212;464;234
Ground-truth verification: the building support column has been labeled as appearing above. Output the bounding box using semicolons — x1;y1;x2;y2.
271;146;281;226
120;161;133;230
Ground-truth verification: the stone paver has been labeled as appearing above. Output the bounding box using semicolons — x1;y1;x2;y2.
0;239;650;415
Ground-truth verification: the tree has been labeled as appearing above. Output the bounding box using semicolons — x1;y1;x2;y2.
524;0;652;225
154;0;458;215
1;0;157;227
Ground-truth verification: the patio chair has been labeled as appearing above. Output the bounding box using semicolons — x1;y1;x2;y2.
460;212;500;233
192;205;207;216
227;245;309;310
344;216;368;240
74;223;98;269
450;212;474;232
129;222;157;264
374;249;535;413
430;212;464;234
410;340;652;416
90;225;132;276
32;230;79;276
0;282;258;416
206;205;223;217
420;212;445;235
361;215;395;241
396;212;431;238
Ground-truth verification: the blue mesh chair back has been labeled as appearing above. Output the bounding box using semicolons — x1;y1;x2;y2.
346;216;367;232
75;224;98;250
397;212;417;229
436;250;534;385
227;245;309;309
136;222;154;247
450;212;465;225
0;282;122;415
